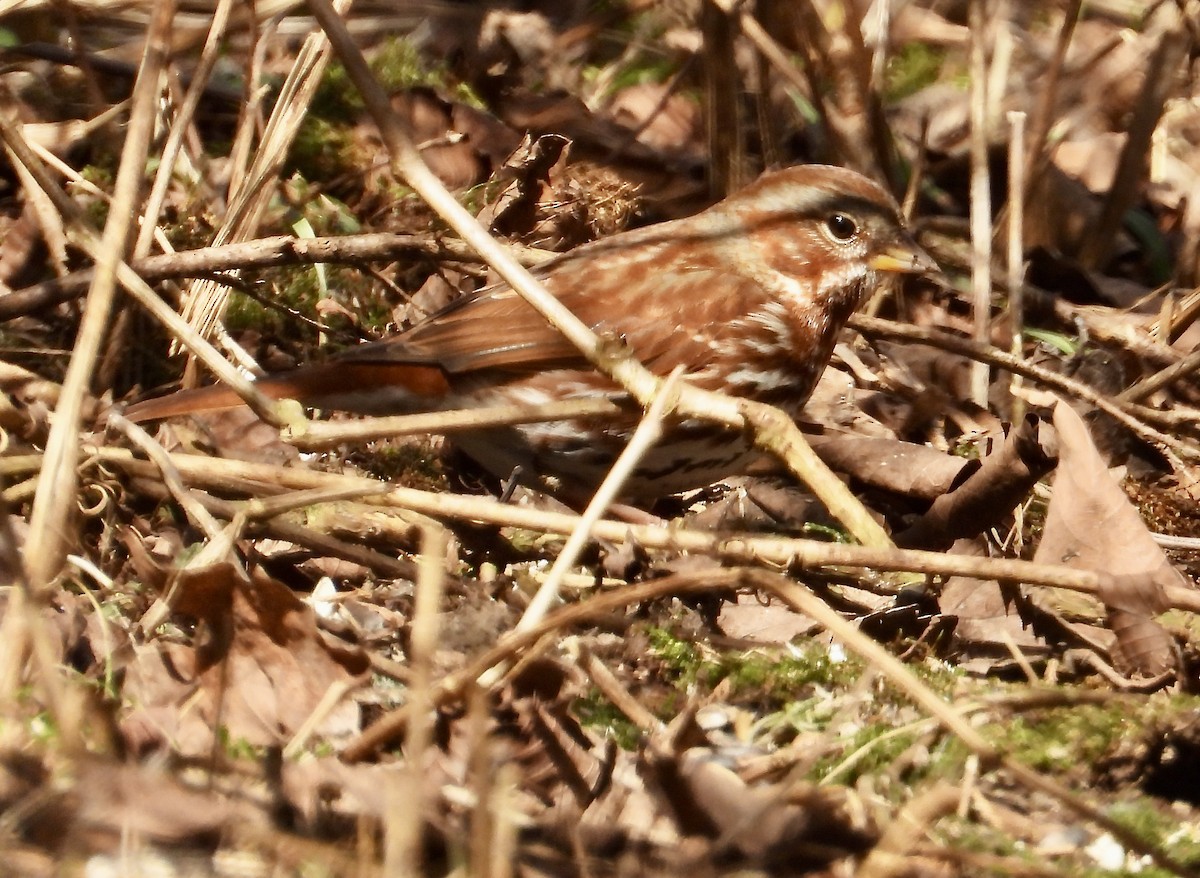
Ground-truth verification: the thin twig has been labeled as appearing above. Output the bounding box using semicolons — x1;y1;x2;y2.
1119;345;1200;403
108;412;224;541
851;314;1200;459
91;445;1200;612
1;233;500;320
580;648;663;734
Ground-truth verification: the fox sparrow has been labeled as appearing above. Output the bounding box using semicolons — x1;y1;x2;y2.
129;164;938;501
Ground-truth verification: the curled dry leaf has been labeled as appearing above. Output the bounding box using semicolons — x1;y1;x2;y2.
643;747;875;863
717;590;819;645
938;537;1047;669
388;87;521;190
475;133;578;246
1032;402;1183;678
896;414;1059;551
120;533;369;755
807;434;975;503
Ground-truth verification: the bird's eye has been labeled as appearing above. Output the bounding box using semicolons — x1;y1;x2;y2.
825;213;858;241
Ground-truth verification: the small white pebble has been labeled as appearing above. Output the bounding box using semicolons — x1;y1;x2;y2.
305;576;339;620
1085;833;1130;872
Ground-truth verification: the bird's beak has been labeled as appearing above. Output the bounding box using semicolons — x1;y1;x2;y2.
869;238;941;276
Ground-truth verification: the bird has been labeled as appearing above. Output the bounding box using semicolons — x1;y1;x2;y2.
127;164;939;502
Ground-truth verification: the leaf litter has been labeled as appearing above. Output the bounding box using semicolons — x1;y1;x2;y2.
1;2;1200;876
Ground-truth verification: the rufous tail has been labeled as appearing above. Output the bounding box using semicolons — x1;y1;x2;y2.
123;361;453;423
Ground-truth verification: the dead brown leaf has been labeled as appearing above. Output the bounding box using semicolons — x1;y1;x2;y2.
1032;402;1183;678
120;541;368;754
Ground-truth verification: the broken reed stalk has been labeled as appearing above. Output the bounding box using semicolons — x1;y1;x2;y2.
386;523;447;876
1004;104;1032;568
967;0;993;408
1005;111;1027;419
302;0;891;548
985;0;1013;131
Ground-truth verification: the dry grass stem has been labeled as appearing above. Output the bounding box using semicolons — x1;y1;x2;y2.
179;0;355;357
386;523;446;876
134;0;234;256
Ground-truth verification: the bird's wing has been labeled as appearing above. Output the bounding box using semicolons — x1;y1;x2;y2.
337;265;770;378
